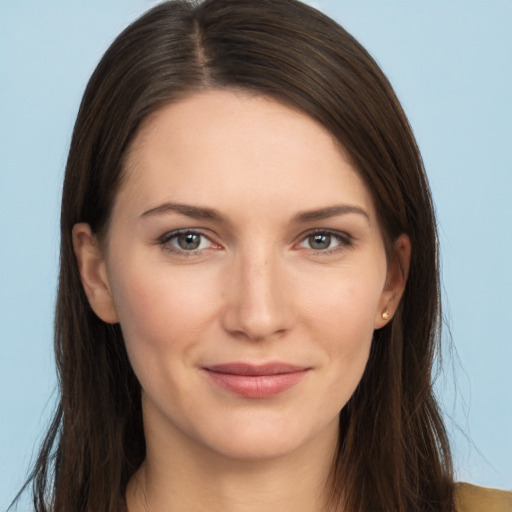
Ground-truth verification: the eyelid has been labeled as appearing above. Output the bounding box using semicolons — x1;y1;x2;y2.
295;228;355;253
156;227;354;257
158;228;221;255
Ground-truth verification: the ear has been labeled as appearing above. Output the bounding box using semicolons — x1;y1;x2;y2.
374;233;411;329
72;223;119;324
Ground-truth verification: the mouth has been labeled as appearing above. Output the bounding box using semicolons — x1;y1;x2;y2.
202;362;311;398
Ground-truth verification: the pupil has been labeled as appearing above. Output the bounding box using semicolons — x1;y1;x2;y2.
310;234;330;250
178;233;201;250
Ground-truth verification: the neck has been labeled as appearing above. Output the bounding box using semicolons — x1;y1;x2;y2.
126;416;339;512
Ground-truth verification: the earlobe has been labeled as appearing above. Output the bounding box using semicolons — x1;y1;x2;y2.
72;223;119;324
374;234;411;329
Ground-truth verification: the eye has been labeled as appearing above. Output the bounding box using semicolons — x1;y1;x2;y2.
160;230;215;254
304;233;336;250
298;230;353;253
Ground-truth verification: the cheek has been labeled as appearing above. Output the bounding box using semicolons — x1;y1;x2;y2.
107;260;219;379
299;267;384;395
301;266;384;339
321;286;377;374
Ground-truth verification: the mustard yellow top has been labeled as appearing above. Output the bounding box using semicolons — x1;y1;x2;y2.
456;483;512;512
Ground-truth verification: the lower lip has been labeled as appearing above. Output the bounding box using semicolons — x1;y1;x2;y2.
204;370;309;398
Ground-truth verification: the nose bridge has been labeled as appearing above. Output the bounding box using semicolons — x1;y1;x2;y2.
222;242;293;341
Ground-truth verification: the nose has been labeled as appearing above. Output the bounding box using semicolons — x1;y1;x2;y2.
221;248;295;342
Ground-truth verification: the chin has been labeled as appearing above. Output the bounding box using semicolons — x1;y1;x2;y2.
193;410;339;462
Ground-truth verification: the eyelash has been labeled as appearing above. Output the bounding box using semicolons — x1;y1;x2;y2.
298;229;354;255
158;228;354;257
158;229;217;256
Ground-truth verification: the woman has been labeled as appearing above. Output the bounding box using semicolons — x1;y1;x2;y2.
13;0;511;511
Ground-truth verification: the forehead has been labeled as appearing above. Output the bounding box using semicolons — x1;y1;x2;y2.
117;89;377;223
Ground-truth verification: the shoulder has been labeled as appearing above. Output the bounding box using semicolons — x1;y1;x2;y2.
455;482;512;512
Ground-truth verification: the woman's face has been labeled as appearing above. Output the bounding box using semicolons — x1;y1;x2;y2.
76;89;407;462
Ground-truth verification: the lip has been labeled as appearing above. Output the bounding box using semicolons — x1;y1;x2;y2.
202;362;310;398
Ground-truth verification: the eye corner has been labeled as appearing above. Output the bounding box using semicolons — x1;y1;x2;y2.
157;228;222;256
295;229;355;255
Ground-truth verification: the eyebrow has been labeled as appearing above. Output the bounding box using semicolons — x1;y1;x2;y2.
291;205;370;224
141;202;228;222
141;201;370;224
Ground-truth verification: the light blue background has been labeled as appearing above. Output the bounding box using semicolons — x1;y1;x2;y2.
1;0;511;509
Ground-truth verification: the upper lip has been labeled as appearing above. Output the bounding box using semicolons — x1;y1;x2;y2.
203;363;309;376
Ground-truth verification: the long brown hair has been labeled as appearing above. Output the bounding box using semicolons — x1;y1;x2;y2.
16;0;454;510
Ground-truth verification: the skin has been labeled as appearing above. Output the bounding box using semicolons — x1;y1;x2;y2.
73;89;410;512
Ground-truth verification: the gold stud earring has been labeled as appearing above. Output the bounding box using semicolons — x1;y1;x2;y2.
382;310;390;320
